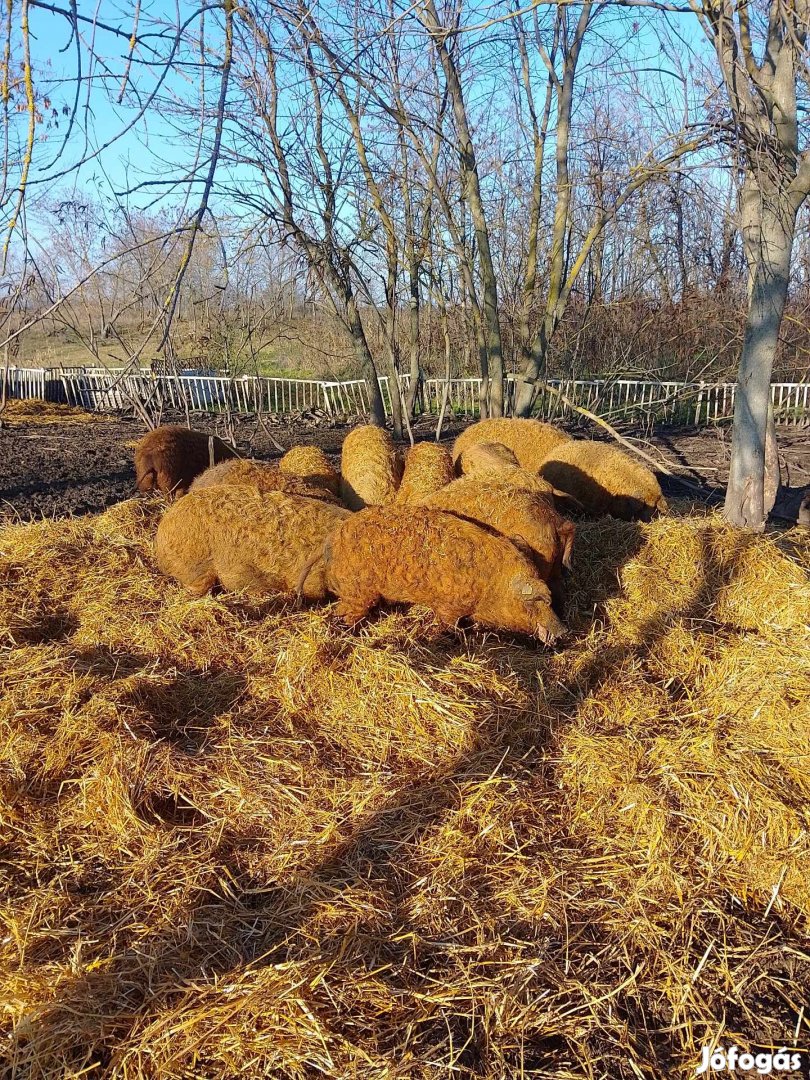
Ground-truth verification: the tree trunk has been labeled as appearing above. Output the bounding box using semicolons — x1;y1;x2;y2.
405;273;423;417
514;323;548;416
435;291;453;441
472;306;490;420
346;293;386;426
480;259;504;417
383;247;403;440
386;329;404;440
514;6;591;417
590;230;605;304
420;0;504;416
763;403;780;517
513;10;556;395
724;187;796;528
1;342;10;421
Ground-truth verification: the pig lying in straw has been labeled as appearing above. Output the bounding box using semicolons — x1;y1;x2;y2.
325;506;567;643
156;487;350;598
538;440;667;521
457;440;558;497
279;445;341;498
340;424;402;510
189;458;340;503
421;478;575;615
395;442;455;504
452;417;571;475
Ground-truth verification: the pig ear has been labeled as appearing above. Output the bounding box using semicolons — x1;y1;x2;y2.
514;577;551;602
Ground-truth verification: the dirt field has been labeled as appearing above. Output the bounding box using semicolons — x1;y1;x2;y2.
0;409;349;522
1;405;807;524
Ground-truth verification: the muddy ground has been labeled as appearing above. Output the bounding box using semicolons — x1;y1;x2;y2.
1;408;807;525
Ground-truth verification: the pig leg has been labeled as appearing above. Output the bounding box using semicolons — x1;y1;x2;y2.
558;522;575;571
155;467;182;499
185;570;218;597
175;557;218;597
334;595;377;626
432;604;466;629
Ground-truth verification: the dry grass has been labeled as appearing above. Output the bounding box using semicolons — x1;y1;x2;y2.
1;498;809;1079
0;400;109;425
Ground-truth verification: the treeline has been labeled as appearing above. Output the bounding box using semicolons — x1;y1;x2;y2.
20;213;810;384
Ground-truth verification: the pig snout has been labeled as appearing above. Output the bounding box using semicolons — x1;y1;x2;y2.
534;608;567;645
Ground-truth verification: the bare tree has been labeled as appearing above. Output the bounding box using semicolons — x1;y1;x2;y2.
300;9;407;435
510;4;707;415
418;0;506;416
689;0;810;527
231;7;387;424
3;0;809;459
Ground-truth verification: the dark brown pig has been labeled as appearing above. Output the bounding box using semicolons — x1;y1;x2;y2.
135;425;237;498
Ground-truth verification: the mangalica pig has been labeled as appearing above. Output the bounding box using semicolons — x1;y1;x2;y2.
135;425;237;498
155;487;350;599
279;445;341;498
340;424;401;510
395;442;455;504
325;506;567;643
189;458;339;502
457;440;557;497
421;477;575;615
452;418;571;474
538;440;667;521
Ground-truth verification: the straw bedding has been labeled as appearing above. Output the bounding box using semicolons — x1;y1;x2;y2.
0;400;111;424
1;498;808;1078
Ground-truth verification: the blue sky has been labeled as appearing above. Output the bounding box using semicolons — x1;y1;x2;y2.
27;1;225;219
13;0;720;265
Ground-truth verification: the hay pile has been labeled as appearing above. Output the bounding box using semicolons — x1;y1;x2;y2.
1;500;808;1078
1;400;108;424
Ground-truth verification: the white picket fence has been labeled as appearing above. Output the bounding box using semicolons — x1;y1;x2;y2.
520;377;810;426
2;365;809;427
2;366;48;400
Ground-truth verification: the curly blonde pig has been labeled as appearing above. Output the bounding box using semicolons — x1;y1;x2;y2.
538;440;667;521
395;442;455;504
155;487;350;598
325;505;567;644
340;424;401;510
452;418;571;474
421;477;575;614
279;445;341;498
457;441;557;497
189;458;339;503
